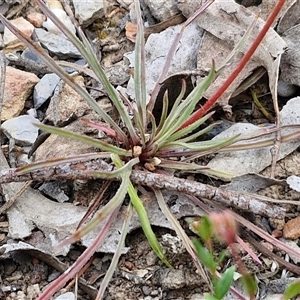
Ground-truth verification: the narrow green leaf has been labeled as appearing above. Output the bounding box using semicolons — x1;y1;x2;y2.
216;250;228;266
155;90;169;134
154;64;216;147
165;134;240;151
175;122;219;143
241;273;257;298
197;216;213;243
112;155;172;268
134;0;147;137
214;266;235;299
35;123;131;156
193;239;216;271
283;280;300;300
88;157;139;179
166;112;214;143
16;152;111;175
128;182;172;268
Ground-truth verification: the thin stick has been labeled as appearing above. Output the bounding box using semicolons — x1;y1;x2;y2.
0;159;285;218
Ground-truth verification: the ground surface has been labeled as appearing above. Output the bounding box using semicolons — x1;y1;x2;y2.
0;1;300;300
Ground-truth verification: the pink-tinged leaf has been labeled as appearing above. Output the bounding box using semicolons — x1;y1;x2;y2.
81;118;124;142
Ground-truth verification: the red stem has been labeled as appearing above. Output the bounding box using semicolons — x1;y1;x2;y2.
179;0;286;130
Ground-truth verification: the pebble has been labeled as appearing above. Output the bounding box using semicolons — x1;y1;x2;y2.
1;114;40;146
3;17;34;52
142;285;151;295
27;12;46;28
144;0;180;22
280;239;300;264
1;66;39;121
277;80;298;97
152;269;185;290
43;0;76;35
45;75;89;125
33;73;60;109
38;181;69;203
54;292;75;300
34;28;81;59
73;0;104;25
283;216;300;239
268;277;298;294
21;47;46;65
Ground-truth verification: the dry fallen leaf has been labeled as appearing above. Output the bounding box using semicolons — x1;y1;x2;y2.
177;0;288;112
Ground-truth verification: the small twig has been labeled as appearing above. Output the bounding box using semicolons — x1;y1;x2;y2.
0;50;6;123
269;54;282;178
0;158;285;218
144;14;186;38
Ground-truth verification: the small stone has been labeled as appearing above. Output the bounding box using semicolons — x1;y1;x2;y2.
43;0;76;35
3;17;34;51
283;216;300;239
144;0;180;22
55;292;75;300
27;12;46;28
45;75;89;125
190;294;206;300
278;80;298;98
47;270;60;282
38;181;69;203
142;285;151;295
281;239;300;264
271;229;283;238
73;0;105;26
33;73;60;109
26;284;41;299
1;114;40;146
269;217;285;231
1;66;39;121
152;269;185;290
35;28;81;59
22;47;46;64
260;241;273;252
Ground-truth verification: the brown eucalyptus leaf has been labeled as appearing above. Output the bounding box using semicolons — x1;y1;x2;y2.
177;0;287;111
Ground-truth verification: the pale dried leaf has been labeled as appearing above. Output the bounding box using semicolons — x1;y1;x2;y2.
222;173;286;193
277;0;299;34
287;175;300;192
177;0;287;110
207;97;300;177
280;24;300;86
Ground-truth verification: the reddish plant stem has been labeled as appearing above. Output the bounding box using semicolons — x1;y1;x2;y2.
179;0;286;130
